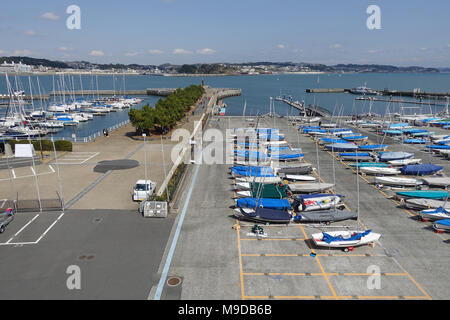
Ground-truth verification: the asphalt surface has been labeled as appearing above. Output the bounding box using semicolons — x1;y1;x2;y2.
0;209;174;299
153;115;449;300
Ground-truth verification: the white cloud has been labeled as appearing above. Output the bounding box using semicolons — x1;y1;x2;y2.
40;12;59;20
173;48;192;54
0;50;5;55
420;47;428;51
12;49;31;56
148;49;164;54
24;30;36;36
196;48;216;55
58;46;70;51
90;50;105;57
367;49;378;54
277;44;286;49
125;52;139;57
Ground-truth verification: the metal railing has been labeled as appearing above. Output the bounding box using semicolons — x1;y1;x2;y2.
57;119;131;143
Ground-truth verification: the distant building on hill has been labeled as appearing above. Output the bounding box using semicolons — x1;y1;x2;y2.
0;61;32;73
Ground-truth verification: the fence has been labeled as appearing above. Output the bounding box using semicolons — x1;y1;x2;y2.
57;120;130;143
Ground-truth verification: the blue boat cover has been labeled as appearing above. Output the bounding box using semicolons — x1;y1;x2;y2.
342;135;368;140
339;152;370;157
270;153;304;160
404;139;427;144
426;145;450;150
400;163;444;175
268;146;290;151
231;166;274;177
423;207;450;214
320;138;350;144
436;219;450;227
359;144;388;150
236;198;291;210
322;230;372;244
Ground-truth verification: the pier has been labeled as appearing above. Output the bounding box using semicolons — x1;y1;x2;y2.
306;88;450;100
0;88;242;101
276;97;332;117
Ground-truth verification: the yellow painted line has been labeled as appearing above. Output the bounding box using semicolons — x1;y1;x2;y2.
342;273;408;276
244;296;270;299
299;224;338;300
358;296;400;300
241;254;264;257
265;254;299;257
240;238;306;241
273;296;316;299
235;219;245;301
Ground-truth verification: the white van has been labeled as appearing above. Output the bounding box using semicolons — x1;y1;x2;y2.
133;180;157;202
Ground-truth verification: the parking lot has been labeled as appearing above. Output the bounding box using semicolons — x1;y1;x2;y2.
158;116;448;300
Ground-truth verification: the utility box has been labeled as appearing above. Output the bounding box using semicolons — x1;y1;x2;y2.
139;201;168;218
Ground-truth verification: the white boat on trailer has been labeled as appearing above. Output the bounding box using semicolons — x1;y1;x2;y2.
311;230;381;252
388;159;422;166
374;176;422;187
359;167;400;175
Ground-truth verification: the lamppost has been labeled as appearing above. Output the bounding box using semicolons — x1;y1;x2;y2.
142;133;147;184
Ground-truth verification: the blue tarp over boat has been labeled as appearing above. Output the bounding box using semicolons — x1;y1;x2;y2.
426;145;450;150
236;198;291;210
359;144;388;151
231;166;275;177
404;139;427;144
320;138;350;144
400;163;444;175
339;152;370;157
322;230;372;244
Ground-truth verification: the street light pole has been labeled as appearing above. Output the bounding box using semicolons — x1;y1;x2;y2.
142;133;147;184
161;134;169;203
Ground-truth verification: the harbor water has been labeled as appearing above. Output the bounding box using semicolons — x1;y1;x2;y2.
1;73;450;139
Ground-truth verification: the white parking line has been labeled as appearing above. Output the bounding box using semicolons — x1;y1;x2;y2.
58;152;99;165
0;165;56;182
12;169;16;179
34;212;64;243
5;214;40;244
0;199;6;209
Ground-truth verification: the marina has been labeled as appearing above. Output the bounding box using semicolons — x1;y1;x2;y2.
1;77;450;300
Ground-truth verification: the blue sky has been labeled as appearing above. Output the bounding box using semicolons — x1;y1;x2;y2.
1;0;449;67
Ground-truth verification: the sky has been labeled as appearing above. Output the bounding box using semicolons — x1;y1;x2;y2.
0;0;449;67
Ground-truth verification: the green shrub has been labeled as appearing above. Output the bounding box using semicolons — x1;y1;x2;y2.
6;140;73;152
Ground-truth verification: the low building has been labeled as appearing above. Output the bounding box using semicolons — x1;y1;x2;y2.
0;61;32;73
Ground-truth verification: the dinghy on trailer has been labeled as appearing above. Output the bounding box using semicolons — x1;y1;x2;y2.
233;207;291;224
420;207;450;221
388;159;421;166
433;219;450;232
400;163;443;176
379;152;414;162
276;166;313;175
311;230;381;251
421;177;450;187
288;183;334;194
291;194;344;212
293;209;357;223
404;198;450;210
395;190;450;200
281;174;316;182
235;198;291;210
358;144;388;151
374;176;422;187
359;167;400;175
349;162;389;168
325;143;358;152
235;176;282;184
